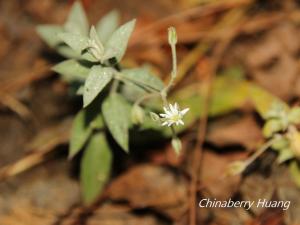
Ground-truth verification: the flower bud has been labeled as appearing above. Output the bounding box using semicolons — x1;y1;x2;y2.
131;105;144;125
168;27;177;45
171;137;182;155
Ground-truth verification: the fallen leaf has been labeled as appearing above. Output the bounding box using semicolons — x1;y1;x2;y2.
108;164;188;219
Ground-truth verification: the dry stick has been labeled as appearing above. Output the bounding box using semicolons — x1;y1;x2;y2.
188;37;234;225
188;17;246;225
0;121;70;181
1;94;32;119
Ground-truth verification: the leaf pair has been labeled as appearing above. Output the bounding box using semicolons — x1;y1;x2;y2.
37;2;88;58
69;97;112;205
37;1;135;63
59;19;136;63
74;84;131;153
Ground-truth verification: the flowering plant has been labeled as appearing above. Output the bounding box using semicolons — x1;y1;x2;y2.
37;2;189;204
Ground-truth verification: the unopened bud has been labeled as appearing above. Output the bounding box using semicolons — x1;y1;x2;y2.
171;137;182;155
168;26;177;45
131;105;144;125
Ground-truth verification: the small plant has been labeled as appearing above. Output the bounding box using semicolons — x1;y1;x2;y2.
227;101;300;185
37;2;189;204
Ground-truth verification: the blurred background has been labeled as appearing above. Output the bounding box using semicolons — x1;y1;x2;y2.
1;0;300;224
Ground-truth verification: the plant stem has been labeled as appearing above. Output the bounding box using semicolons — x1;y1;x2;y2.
134;92;160;107
163;42;177;95
244;139;274;167
115;71;161;93
109;79;119;95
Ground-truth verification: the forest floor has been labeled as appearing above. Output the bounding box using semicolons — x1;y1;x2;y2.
0;0;300;224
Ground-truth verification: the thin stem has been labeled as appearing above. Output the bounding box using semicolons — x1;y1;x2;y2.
244;139;274;167
109;79;119;95
109;61;122;95
163;42;177;94
134;92;160;107
170;125;176;138
160;92;168;107
115;72;161;93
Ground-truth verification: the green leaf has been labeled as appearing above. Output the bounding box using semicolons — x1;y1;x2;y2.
69;110;93;159
263;119;284;138
56;44;81;58
102;93;131;152
288;107;300;124
289;161;300;187
277;148;294;164
69;106;104;159
120;81;147;102
36;25;63;47
209;75;249;116
122;67;164;92
64;1;89;35
90;26;104;51
76;86;84;95
271;135;289;151
96;10;120;43
83;65;114;107
248;85;287;119
87;26;104;61
58;32;89;53
80;133;112;204
52;59;90;82
103;19;136;61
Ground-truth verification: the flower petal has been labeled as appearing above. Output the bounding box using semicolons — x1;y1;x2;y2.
160;113;167;118
169;104;175;113
174;102;179;111
180;108;189;115
162;121;168;126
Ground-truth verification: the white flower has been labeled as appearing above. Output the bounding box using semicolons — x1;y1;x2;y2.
160;103;189;126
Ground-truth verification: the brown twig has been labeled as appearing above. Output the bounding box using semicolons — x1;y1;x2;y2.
0;119;71;181
188;8;247;225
